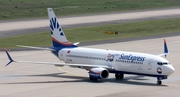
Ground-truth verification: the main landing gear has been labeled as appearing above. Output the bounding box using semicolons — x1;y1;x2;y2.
115;73;124;79
89;76;98;81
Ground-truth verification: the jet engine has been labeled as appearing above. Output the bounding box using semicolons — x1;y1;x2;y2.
88;68;109;79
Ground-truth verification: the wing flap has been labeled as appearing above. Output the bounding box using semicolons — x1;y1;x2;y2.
73;42;80;45
8;60;114;70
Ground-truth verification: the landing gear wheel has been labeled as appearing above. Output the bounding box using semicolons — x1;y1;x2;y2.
157;80;162;85
115;73;124;79
89;77;94;81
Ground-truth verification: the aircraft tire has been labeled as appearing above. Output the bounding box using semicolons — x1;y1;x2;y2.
157;80;162;85
115;73;124;79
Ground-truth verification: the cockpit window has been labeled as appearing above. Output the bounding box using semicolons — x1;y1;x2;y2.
163;63;168;65
157;62;169;65
157;62;163;65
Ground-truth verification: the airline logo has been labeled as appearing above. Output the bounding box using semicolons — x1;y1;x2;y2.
50;17;64;36
157;67;162;74
106;54;114;62
119;54;145;62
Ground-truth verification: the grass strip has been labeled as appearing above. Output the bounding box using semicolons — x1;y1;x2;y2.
0;18;180;48
0;0;180;20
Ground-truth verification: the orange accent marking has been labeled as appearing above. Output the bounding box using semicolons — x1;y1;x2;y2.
52;38;73;46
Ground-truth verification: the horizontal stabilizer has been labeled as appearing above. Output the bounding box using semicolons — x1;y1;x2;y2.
73;42;80;45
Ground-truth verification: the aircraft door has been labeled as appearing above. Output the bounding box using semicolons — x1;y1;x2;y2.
148;59;153;70
137;64;143;70
59;50;66;61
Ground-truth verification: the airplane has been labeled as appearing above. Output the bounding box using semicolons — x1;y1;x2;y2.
4;8;175;85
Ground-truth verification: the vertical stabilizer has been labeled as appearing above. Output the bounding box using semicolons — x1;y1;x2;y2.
47;8;75;47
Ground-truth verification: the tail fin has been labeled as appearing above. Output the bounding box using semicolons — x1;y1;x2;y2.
47;8;76;48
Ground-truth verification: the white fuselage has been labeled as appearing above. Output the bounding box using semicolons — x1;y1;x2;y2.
58;47;174;76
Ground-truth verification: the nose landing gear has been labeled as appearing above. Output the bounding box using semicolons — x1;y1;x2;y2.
157;80;162;85
157;77;162;85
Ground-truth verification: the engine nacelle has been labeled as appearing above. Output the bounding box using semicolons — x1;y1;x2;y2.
89;68;109;79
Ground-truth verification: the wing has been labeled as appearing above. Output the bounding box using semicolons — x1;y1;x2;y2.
57;63;114;70
16;45;55;51
16;44;80;50
4;48;114;70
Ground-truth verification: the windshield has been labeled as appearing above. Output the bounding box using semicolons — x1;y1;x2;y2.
157;62;170;65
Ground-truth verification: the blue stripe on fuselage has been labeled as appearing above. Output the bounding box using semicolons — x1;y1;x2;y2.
50;46;77;57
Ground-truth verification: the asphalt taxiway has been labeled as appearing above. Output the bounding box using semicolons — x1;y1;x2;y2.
0;36;180;97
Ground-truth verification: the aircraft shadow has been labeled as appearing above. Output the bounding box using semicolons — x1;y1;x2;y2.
2;73;168;87
103;78;167;87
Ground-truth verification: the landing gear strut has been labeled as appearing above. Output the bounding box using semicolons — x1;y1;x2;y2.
115;73;124;79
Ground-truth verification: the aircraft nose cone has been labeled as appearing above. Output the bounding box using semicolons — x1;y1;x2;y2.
167;65;175;75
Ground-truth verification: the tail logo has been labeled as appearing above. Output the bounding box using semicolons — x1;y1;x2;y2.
50;17;64;36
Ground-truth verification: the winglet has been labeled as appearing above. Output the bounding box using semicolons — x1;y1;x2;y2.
164;39;168;54
157;39;169;57
4;48;14;67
